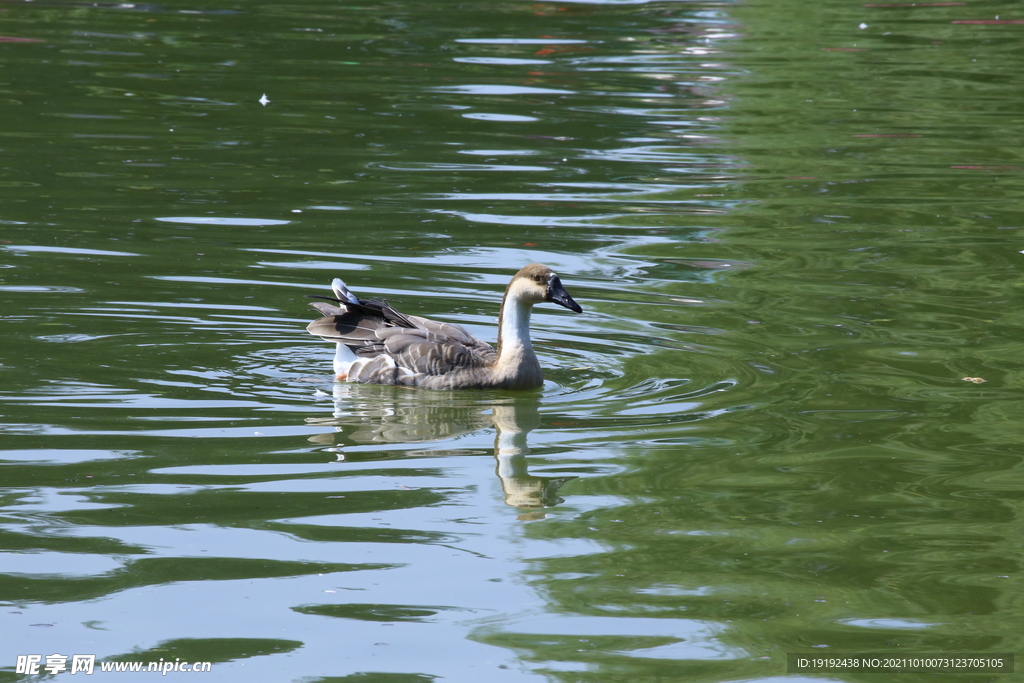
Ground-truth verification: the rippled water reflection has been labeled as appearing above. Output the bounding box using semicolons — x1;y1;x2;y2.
3;0;1024;680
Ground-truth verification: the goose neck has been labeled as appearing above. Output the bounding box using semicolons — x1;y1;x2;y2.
497;289;535;361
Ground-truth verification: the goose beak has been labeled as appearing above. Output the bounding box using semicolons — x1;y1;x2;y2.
548;275;583;313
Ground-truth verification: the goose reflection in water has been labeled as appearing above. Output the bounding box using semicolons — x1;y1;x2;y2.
306;383;574;509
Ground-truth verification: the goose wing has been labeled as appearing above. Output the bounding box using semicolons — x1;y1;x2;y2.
306;298;497;378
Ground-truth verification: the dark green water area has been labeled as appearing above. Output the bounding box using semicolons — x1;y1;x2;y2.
2;0;1024;681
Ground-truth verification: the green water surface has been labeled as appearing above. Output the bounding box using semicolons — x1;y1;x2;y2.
2;0;1024;681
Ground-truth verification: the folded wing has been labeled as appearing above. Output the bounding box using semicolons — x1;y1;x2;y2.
306;298;497;384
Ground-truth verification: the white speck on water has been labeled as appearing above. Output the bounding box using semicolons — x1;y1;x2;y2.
259;93;270;106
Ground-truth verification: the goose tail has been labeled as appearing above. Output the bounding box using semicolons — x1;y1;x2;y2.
332;278;360;305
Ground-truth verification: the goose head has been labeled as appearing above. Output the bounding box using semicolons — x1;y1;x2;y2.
507;263;583;313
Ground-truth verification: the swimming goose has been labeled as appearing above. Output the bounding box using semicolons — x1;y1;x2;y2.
305;263;583;390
